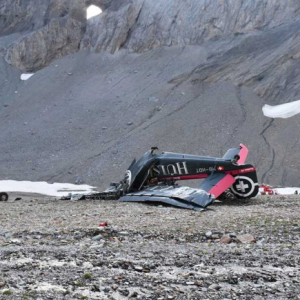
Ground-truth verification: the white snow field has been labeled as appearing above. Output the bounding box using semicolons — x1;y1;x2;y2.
0;180;96;197
262;99;300;119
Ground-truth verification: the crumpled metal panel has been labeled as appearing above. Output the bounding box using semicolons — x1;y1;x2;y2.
120;185;214;210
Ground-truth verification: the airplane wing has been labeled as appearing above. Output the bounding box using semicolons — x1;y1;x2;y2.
120;185;214;211
199;172;236;198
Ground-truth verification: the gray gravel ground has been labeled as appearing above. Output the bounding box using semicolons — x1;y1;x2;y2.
0;195;300;299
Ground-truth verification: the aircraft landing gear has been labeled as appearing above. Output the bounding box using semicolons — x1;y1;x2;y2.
0;192;9;202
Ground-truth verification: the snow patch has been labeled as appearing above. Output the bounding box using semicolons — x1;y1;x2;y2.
0;180;96;197
262;99;300;119
275;187;300;195
87;5;102;19
21;73;34;81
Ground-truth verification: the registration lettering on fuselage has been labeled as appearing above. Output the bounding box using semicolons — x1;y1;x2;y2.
196;167;216;174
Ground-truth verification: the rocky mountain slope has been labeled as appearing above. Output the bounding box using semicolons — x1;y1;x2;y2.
0;0;300;187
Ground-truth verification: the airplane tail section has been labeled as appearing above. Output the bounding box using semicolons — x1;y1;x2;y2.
223;144;249;164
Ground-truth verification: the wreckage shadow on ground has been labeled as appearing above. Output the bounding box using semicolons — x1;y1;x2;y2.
124;197;261;211
212;198;261;207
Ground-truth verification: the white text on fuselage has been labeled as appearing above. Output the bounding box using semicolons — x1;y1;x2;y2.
154;162;189;176
196;167;216;174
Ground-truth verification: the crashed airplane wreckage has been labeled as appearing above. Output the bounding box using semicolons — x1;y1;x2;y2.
66;144;259;210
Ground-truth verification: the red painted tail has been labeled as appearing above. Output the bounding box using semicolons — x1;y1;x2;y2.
238;144;248;164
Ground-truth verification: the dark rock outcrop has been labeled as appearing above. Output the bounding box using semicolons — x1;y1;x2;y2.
1;0;87;71
83;0;300;53
82;0;144;53
5;17;85;71
0;0;87;37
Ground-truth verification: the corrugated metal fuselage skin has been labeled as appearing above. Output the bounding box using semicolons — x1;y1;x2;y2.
154;152;251;178
128;151;257;192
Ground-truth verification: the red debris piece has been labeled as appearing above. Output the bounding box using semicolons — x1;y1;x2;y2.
259;184;277;195
99;222;108;227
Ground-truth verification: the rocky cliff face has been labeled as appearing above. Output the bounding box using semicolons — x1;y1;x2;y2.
3;0;300;74
83;0;300;53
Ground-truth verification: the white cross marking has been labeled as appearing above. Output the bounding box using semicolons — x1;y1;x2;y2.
236;181;249;193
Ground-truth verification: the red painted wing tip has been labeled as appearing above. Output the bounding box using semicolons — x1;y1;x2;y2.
209;174;236;199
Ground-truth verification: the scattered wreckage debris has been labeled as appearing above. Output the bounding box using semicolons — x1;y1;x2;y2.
99;222;109;227
62;144;259;211
259;184;277;196
121;185;213;211
259;185;300;196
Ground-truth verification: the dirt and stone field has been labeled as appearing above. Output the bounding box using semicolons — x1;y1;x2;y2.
0;194;299;300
